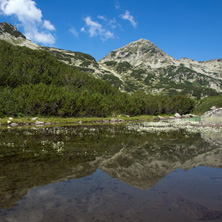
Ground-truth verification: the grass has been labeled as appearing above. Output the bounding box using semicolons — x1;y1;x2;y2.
0;115;159;126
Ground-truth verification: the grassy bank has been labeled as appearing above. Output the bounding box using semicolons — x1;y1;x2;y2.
193;95;222;115
0;115;159;126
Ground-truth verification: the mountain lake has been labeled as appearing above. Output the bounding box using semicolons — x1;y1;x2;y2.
0;120;222;222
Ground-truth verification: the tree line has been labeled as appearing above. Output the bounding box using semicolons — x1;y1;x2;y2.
0;40;195;117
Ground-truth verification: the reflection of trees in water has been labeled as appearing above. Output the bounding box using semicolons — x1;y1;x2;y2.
0;125;221;209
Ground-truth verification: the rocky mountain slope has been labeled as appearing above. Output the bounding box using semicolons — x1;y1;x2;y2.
0;22;98;72
99;39;222;97
1;22;222;98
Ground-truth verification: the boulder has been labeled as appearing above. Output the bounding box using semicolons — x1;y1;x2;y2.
110;118;118;123
210;106;217;110
200;108;222;125
35;121;45;125
32;117;38;121
11;123;18;127
174;113;181;118
158;115;166;120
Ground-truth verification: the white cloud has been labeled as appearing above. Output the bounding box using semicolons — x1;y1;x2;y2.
120;10;137;27
80;27;86;32
97;15;107;21
104;30;114;39
43;20;55;31
69;27;79;37
26;29;55;44
0;0;56;45
108;18;118;29
84;16;102;37
0;0;42;22
83;16;114;40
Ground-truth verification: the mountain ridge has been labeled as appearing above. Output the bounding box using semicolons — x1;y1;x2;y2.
98;38;222;96
1;22;222;98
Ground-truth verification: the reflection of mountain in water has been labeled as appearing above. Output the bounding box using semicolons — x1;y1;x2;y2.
0;126;222;209
99;133;222;190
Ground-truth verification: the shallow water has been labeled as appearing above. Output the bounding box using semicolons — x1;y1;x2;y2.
0;123;222;222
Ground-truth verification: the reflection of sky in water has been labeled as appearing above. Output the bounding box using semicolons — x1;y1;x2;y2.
1;167;222;222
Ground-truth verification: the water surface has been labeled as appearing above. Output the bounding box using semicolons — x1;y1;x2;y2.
0;123;222;221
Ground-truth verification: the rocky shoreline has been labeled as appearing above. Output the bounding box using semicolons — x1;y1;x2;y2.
0;116;157;127
1;108;221;128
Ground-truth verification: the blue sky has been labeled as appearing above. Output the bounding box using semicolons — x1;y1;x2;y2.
0;0;222;61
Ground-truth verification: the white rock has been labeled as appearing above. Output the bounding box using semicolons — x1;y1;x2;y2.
201;108;222;125
9;117;13;120
110;118;118;122
175;113;181;118
32;117;38;120
35;121;44;125
11;123;18;126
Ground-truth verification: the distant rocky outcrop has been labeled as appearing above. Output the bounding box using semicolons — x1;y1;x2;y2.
0;22;40;49
0;22;99;69
0;22;26;39
200;108;222;125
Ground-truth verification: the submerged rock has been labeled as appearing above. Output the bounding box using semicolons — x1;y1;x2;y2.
201;108;222;125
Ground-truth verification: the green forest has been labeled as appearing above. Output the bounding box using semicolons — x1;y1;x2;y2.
0;40;215;118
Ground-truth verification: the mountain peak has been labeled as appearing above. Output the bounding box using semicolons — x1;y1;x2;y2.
136;38;150;42
0;22;26;39
99;38;173;67
134;38;154;44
